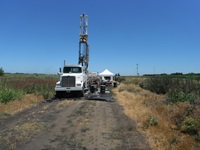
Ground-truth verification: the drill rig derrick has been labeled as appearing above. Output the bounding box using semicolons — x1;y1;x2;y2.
55;13;89;98
54;13;116;101
79;13;89;73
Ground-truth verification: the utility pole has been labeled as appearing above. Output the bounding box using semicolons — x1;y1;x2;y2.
136;64;139;76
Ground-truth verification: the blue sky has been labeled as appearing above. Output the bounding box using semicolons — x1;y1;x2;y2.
0;0;199;75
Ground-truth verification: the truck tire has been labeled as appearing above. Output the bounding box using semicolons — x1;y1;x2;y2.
80;88;85;97
56;91;62;99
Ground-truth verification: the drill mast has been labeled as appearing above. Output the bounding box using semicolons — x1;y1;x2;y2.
79;13;89;73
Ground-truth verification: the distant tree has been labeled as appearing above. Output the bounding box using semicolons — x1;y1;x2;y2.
160;73;168;76
0;67;4;76
143;74;156;76
171;72;183;76
115;73;120;76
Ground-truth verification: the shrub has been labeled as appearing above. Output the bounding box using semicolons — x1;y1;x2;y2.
139;77;172;94
0;87;23;103
148;115;159;126
140;77;200;104
168;90;196;103
42;91;54;99
144;115;159;128
181;117;198;135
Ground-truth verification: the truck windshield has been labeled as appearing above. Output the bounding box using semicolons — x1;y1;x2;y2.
63;67;82;73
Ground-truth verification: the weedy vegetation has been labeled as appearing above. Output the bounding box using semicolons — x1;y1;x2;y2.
114;75;200;149
0;74;58;114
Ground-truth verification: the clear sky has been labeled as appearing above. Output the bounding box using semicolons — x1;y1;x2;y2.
0;0;199;75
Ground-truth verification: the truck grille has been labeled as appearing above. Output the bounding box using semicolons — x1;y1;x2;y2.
61;76;75;87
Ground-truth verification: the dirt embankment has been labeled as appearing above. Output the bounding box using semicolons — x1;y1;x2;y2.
0;99;150;150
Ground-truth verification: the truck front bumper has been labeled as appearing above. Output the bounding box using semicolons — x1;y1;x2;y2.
55;86;83;92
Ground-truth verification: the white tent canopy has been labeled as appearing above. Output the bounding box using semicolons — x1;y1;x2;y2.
99;69;115;81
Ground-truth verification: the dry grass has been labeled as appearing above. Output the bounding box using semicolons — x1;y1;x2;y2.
1;121;46;150
56;100;74;110
0;94;43;115
14;121;46;141
113;83;200;150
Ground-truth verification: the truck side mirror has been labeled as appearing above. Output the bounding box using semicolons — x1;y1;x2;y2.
59;67;62;73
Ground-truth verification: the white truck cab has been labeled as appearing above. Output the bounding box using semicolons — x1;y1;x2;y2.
55;65;88;98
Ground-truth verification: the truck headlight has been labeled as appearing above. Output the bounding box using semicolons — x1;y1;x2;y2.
56;81;60;86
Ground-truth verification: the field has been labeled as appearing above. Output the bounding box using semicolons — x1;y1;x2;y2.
0;74;200;149
114;76;200;149
0;74;58;114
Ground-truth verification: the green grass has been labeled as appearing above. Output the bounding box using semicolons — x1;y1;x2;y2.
0;74;58;103
0;87;23;103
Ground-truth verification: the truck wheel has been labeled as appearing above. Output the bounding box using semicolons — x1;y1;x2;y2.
56;91;62;99
80;88;85;97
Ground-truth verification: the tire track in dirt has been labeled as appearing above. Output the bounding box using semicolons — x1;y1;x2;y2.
19;100;85;150
89;101;119;150
0;99;150;150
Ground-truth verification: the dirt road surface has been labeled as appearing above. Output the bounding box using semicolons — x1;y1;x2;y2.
0;99;150;150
